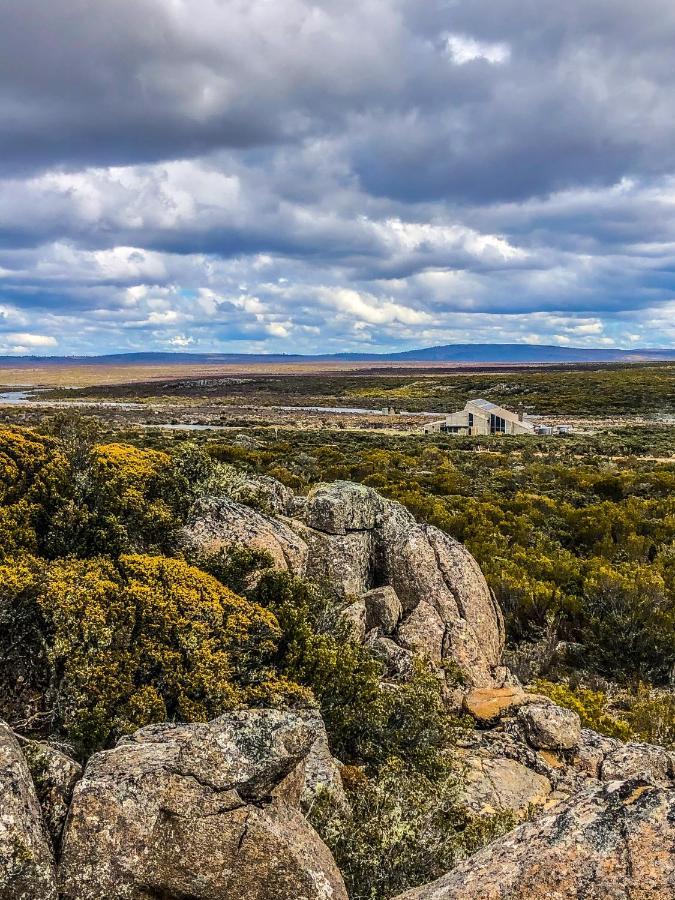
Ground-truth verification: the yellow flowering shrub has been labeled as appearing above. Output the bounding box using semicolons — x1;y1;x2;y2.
1;553;309;754
0;428;70;558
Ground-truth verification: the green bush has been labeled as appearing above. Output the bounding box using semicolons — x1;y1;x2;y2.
311;761;514;900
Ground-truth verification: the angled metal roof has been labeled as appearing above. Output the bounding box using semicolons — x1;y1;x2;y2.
466;398;502;412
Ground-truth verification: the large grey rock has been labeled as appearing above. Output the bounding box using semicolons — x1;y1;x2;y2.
0;722;57;900
395;777;675;900
397;600;446;663
230;474;296;516
295;710;346;812
364;586;402;634
17;737;82;849
378;508;504;686
519;702;581;751
600;741;674;786
303;482;384;534
186;480;506;686
58;709;347;900
295;521;373;600
340;600;367;643
365;631;415;681
460;753;552;817
183;497;309;575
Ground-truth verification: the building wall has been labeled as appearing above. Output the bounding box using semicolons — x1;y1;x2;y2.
423;400;535;436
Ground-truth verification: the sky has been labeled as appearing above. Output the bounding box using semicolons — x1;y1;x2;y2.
2;0;675;356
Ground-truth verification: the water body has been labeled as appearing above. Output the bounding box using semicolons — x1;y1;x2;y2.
0;389;143;410
142;423;230;431
0;390;32;404
274;404;431;416
0;390;435;420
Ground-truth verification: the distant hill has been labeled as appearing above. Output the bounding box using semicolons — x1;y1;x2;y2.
1;343;675;367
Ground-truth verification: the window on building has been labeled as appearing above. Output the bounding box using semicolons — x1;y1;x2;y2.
490;414;506;434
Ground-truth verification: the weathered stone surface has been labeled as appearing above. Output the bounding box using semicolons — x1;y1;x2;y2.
295;710;346;812
183;497;309;575
600;741;674;786
425;527;505;670
364;586;402;634
395;777;675;900
186;480;506;686
295;521;373;600
461;753;551;817
304;481;384;534
340;600;367;643
463;686;527;726
365;631;415;680
519;702;581;751
0;722;57;900
397;601;446;663
378;509;504;686
574;728;623;778
232;473;296;516
17;737;82;849
58;710;347;900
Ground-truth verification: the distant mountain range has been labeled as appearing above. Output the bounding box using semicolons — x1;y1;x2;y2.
2;343;675;366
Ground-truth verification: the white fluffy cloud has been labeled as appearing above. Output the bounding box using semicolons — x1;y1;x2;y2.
1;0;675;353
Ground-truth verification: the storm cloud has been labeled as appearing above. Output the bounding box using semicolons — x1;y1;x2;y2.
1;0;675;354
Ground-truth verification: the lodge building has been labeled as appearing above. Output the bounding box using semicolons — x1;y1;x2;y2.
422;398;535;436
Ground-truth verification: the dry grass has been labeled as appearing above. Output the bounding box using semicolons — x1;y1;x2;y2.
0;360;563;389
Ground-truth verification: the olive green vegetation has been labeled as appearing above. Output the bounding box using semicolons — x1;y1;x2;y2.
40;361;675;415
0;552;303;755
0;418;505;899
147;425;675;688
197;548;512;900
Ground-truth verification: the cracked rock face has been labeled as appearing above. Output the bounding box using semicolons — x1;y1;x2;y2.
183;496;309;576
57;709;347;900
395;777;675;900
0;721;57;900
18;737;82;851
183;480;505;687
302;483;505;686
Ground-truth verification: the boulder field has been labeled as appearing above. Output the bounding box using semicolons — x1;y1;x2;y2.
2;478;675;899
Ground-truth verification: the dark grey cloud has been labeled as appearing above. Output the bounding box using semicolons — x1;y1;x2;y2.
1;0;675;353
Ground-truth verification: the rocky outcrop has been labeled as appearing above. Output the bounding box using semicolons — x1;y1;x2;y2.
461;753;552;817
58;709;347;900
394;777;675;899
182;479;507;687
0;721;57;900
461;695;675;819
298;482;506;686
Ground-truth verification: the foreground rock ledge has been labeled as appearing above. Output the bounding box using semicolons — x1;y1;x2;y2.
58;709;347;900
394;777;675;900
